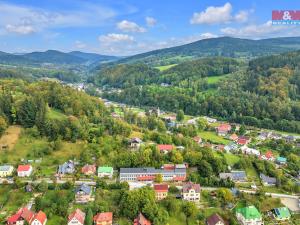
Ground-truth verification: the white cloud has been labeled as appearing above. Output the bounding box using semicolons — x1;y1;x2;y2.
116;20;146;33
5;24;35;35
99;33;134;43
190;2;251;25
191;2;232;25
146;17;157;27
0;2;116;35
74;40;87;49
221;21;300;38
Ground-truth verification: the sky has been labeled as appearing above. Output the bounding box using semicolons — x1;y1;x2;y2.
0;0;299;56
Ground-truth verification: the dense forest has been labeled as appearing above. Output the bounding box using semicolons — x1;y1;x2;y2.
98;51;300;133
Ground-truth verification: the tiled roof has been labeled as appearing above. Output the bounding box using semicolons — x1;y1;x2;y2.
75;183;92;195
17;165;31;172
68;209;85;224
260;173;276;184
32;211;47;224
182;182;200;193
153;184;168;192
206;213;226;225
157;144;173;151
134;213;151;225
93;212;113;222
81;164;96;174
0;165;13;172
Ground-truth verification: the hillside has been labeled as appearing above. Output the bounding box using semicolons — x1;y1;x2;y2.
115;36;300;66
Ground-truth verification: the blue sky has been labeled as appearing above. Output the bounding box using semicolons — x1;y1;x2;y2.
0;0;299;55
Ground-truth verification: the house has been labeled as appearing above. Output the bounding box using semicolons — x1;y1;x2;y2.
17;165;33;177
237;136;251;146
193;136;202;144
270;133;282;140
241;146;260;156
284;135;295;143
260;173;276;186
260;151;274;161
0;165;14;177
75;184;92;203
30;211;47;225
153;184;168;200
93;212;113;225
181;182;201;202
120;167;186;182
58;160;75;175
7;207;34;225
97;166;113;178
68;209;85;225
129;137;143;149
216;124;231;136
272;207;291;221
276;156;287;165
81;164;96;175
134;213;151;225
235;206;263;225
206;213;227;225
224;143;238;153
229;133;239;141
157;144;174;154
203;116;217;123
219;171;247;182
257;132;271;141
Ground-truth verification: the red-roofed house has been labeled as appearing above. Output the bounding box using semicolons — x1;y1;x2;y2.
237;136;251;146
7;207;34;225
260;150;275;161
216;124;231;136
206;213;227;225
30;211;47;225
157;144;173;154
17;165;33;177
134;213;151;225
93;212;112;225
182;182;201;202
68;209;85;225
193;136;202;144
81;164;96;175
153;184;169;200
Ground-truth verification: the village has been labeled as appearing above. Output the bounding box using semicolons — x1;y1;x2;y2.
0;98;299;225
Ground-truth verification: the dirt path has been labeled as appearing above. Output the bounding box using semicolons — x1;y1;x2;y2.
0;126;22;150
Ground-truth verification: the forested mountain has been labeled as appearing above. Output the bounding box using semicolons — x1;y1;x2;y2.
101;51;300;133
69;51;118;63
115;36;300;66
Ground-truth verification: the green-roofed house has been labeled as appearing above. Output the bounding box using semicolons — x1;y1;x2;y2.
97;166;113;178
236;205;263;225
273;207;291;221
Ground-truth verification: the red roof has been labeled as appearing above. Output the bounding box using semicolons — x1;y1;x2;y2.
68;209;85;225
93;212;113;223
81;164;96;174
230;133;238;140
182;182;201;193
154;184;168;192
173;176;186;181
32;211;47;224
137;175;155;181
7;211;22;223
163;164;175;170
217;124;231;132
134;213;151;225
157;144;173;151
265;150;274;159
7;207;34;223
17;165;31;172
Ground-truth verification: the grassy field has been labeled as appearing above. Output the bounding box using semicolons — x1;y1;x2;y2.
224;153;240;166
198;131;230;145
0;126;22;151
206;73;234;84
46;108;67;120
155;64;177;71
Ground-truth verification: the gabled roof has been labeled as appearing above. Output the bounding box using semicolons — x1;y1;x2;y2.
217;124;231;132
32;211;47;224
157;144;173;151
236;206;261;220
230;133;238;140
260;173;276;184
68;209;85;224
93;212;113;222
182;182;200;193
81;164;96;174
153;184;168;192
206;213;227;225
0;165;13;172
130;137;143;143
17;165;31;172
273;207;291;219
134;213;151;225
75;183;92;195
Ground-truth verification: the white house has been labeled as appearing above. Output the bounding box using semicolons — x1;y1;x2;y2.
181;182;201;202
17;165;33;177
30;211;47;225
241;146;260;156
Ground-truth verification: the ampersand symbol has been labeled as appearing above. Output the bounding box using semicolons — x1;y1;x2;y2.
283;11;292;20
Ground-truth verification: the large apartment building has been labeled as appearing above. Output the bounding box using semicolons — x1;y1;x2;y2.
119;167;186;182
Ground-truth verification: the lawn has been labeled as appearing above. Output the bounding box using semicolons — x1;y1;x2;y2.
206;73;234;84
224;153;240;166
0;125;22;151
155;64;177;71
198;131;230;145
46;108;67;120
47;215;66;225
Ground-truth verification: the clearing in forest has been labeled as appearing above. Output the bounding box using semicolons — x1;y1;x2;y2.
0;126;22;151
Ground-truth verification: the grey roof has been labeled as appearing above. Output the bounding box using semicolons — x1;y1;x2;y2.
58;160;75;174
120;167;186;174
219;173;233;180
260;173;277;185
75;183;91;195
0;165;13;172
220;171;246;181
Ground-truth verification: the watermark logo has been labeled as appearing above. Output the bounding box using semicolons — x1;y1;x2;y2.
272;10;300;25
